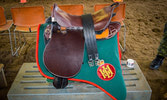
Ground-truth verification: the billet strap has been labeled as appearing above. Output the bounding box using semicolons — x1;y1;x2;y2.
81;14;99;67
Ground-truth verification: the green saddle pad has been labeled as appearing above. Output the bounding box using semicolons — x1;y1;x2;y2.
36;23;126;100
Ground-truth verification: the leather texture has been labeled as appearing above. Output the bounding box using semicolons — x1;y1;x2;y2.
52;4;117;39
43;26;85;78
53;76;68;89
0;6;7;26
94;3;126;24
82;14;99;65
53;3;119;31
43;5;85;78
11;6;45;27
45;5;84;77
107;22;121;38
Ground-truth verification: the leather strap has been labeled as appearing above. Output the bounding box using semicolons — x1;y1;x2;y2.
81;14;99;66
101;2;119;30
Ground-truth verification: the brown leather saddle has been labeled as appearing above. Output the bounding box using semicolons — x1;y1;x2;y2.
43;3;120;88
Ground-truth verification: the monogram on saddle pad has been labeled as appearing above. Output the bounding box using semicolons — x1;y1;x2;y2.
36;2;126;100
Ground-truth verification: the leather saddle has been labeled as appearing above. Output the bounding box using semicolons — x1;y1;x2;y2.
52;3;119;31
43;3;121;88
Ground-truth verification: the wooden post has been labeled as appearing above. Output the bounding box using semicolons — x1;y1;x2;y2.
0;64;7;88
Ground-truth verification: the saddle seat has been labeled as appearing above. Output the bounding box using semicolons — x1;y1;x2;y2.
53;3;119;31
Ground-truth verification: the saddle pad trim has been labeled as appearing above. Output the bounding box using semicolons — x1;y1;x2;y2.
36;24;122;100
68;78;117;100
36;24;54;79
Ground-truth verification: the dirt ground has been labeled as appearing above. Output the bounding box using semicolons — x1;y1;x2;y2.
0;0;167;100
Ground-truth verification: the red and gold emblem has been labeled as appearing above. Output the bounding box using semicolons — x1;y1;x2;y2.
97;63;116;81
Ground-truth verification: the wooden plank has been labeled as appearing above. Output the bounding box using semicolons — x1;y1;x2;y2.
7;61;152;100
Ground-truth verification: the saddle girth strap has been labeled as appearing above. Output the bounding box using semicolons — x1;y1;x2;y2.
81;14;99;67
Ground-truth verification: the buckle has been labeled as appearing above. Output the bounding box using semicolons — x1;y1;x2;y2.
51;17;56;22
88;60;94;67
95;59;100;66
94;54;100;66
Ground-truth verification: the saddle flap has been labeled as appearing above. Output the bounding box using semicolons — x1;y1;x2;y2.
43;25;85;78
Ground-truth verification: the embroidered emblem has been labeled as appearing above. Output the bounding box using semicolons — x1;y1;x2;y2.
97;63;116;81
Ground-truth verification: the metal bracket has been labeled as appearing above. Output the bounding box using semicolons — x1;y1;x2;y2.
88;60;94;67
95;59;100;66
51;17;56;22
